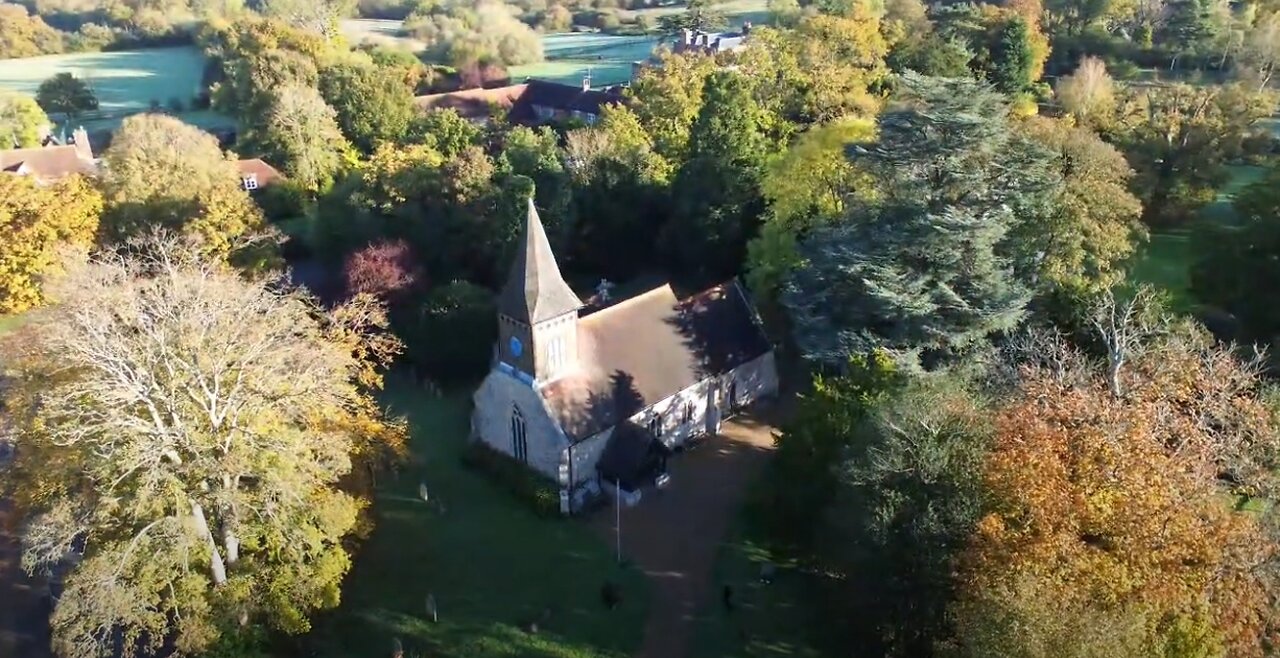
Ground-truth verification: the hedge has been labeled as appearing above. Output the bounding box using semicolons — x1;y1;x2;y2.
461;440;561;517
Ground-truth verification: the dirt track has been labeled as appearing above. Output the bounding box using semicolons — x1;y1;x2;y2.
592;413;777;658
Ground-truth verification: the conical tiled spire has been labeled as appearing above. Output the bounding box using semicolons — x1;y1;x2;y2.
498;198;582;324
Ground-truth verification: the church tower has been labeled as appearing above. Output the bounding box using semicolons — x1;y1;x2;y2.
496;198;582;383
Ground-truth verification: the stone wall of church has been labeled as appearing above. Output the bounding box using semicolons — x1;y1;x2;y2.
471;368;566;481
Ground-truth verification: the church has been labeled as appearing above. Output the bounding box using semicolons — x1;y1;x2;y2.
471;200;779;513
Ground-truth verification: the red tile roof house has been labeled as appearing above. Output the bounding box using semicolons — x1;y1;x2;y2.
415;78;626;126
0;127;97;183
234;158;285;192
470;199;779;513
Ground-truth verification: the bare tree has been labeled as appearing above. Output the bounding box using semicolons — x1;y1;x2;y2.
3;235;405;658
1088;285;1161;398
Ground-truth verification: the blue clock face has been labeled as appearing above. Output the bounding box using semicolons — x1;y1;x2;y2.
509;336;523;357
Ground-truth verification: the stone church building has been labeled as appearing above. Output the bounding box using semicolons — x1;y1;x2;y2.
471;200;779;512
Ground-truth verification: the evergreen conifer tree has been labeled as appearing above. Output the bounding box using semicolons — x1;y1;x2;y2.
782;74;1053;370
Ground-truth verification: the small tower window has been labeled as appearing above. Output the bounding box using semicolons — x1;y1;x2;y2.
511;406;528;463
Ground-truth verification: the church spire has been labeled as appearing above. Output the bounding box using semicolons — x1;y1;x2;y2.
498;198;582;325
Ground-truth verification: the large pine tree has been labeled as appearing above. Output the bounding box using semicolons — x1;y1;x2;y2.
782;74;1053;370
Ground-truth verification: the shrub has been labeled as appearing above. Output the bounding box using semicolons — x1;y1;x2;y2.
399;281;496;384
343;239;420;301
462;441;561;517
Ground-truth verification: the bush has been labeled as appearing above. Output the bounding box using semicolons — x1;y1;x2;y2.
399;281;496;384
462;441;561;517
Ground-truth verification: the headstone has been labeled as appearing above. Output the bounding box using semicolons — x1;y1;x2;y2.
759;562;776;585
392;638;403;658
426;593;438;623
418;482;430;503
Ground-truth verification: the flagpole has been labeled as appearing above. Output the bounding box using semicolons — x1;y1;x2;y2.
615;479;622;564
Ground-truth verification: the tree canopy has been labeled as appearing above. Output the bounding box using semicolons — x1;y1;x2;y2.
5;237;406;658
0;174;102;313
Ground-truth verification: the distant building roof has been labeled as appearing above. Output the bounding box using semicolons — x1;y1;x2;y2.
414;79;625;125
542;280;772;440
414;83;530;121
507;80;625;123
235;158;285;188
498;198;583;325
0;135;96;183
673;26;752;55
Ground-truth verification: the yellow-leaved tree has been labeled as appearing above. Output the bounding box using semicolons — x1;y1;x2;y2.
0;174;102;313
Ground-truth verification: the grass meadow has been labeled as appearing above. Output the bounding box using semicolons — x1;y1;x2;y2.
0;46;233;133
300;374;649;658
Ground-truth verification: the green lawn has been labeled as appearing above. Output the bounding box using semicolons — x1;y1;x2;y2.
1127;163;1267;310
689;494;837;658
0;46;233;133
301;375;648;658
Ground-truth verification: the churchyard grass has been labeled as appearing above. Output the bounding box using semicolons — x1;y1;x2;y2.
689;501;838;658
302;372;649;658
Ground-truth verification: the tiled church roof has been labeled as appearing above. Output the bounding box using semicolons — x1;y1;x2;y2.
542;280;772;441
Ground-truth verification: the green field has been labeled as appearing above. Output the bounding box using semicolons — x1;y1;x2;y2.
303;375;649;658
1128;164;1268;310
0;46;233;133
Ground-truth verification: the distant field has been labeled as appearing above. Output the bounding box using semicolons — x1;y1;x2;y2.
343;0;767;87
0;46;233;133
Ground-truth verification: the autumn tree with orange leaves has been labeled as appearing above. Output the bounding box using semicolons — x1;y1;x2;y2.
947;322;1280;658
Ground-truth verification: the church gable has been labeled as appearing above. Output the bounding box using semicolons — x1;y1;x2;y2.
472;368;567;480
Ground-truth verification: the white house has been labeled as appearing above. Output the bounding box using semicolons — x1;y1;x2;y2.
471;199;779;512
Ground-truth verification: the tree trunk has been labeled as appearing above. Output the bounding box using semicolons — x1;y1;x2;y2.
191;501;228;586
1107;352;1124;398
224;528;239;565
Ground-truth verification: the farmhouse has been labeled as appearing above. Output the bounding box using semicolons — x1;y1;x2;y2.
471;199;778;512
415;78;625;126
0;127;97;183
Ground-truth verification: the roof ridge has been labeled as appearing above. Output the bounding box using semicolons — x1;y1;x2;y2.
580;284;674;326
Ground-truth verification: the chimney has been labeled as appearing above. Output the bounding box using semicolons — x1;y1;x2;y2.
71;126;92;161
681;28;692;46
582;73;591;91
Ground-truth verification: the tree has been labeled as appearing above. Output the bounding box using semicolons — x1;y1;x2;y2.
1054;56;1116;127
0;91;49;148
401;280;497;383
951;329;1280;658
565;105;672;280
783;75;1049;370
100;114;267;261
662;70;770;281
1114;83;1273;226
260;0;355;37
1237;10;1280;91
319;60;416;153
989;15;1035;93
1192;163;1280;343
824;376;991;658
659;0;728;33
0;3;63;58
498;126;572;241
0;175;102;313
746;118;876;300
35;73;98;121
406;2;543;67
410;108;481;158
889;32;974;77
246;84;352;192
627;49;719;163
4;236;406;658
343;239;420;301
737;14;891;126
1012;116;1144;296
